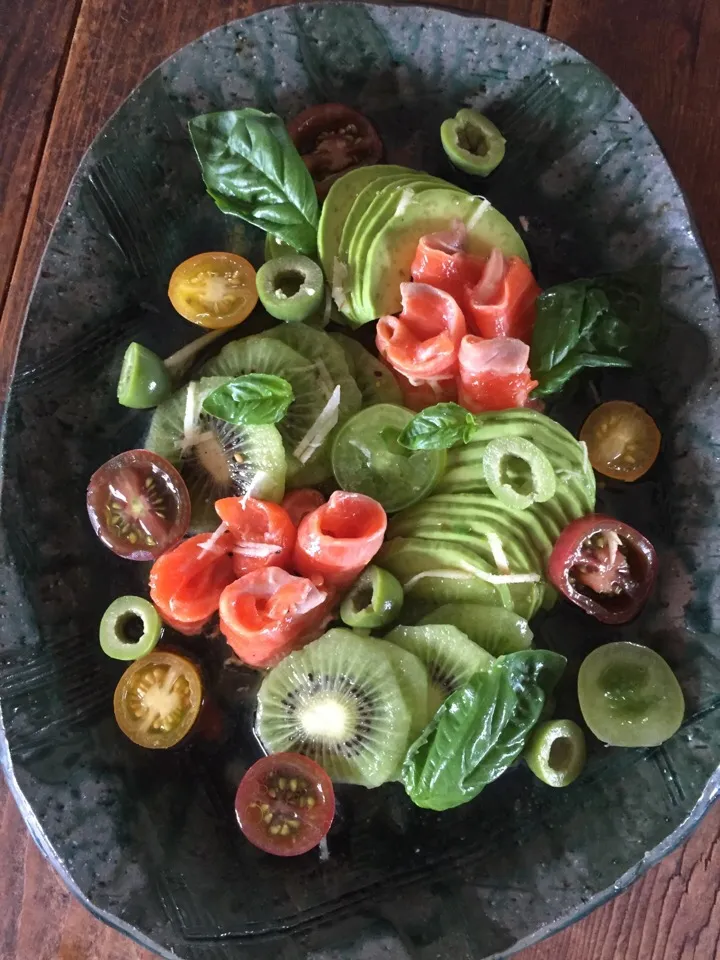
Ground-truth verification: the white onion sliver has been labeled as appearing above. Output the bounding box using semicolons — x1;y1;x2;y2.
465;196;491;231
293;385;341;464
403;567;541;591
241;470;271;508
198;522;229;555
486;532;511;575
331;259;350;313
403;570;473;591
180;381;202;454
233;542;283;558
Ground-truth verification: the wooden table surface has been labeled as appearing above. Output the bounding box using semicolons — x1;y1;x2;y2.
1;0;719;957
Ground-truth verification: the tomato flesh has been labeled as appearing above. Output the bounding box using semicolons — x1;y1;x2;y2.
580;401;660;482
113;651;203;749
168;252;258;329
288;104;382;198
87;449;191;560
548;514;657;624
235;753;335;856
214;497;296;577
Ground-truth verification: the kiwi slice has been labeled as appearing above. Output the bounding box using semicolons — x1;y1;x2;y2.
145;377;286;530
331;333;403;407
385;624;494;716
373;638;431;744
256;628;411;788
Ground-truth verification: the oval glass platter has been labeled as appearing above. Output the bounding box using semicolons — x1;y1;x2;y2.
1;3;719;959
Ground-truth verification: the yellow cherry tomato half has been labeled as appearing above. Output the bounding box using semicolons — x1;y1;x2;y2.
113;651;203;749
580;401;660;482
168;252;258;329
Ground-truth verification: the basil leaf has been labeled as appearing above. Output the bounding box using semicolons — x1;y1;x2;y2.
188;109;319;256
530;277;637;397
202;374;294;426
401;649;566;810
399;402;477;450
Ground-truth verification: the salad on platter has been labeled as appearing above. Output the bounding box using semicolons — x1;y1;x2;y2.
87;101;683;858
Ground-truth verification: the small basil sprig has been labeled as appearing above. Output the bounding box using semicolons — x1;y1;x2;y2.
399;402;477;451
188;109;319;256
401;649;566;811
202;374;294;426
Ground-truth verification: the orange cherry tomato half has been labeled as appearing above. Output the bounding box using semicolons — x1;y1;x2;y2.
168;252;258;329
281;488;326;527
580;401;660;482
235;753;335;856
150;530;236;631
113;651;203;749
214;497;296;578
87;449;191;561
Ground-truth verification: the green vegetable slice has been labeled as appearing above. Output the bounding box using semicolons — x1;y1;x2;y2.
524;719;586;787
401;649;566;810
419;603;533;656
440;108;506;177
117;342;172;409
482;436;557;510
340;565;404;629
332;404;446;513
100;596;162;661
264;233;296;260
578;642;684;747
256;254;325;323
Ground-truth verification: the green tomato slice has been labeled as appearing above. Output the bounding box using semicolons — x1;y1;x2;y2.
256;254;325;323
578;642;685;747
440;108;506;177
332;404;446;512
340;565;404;629
482;436;556;510
524;719;586;787
117;342;172;409
100;596;162;660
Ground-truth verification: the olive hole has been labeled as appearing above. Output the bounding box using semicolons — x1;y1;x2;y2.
500;455;533;495
351;585;374;613
457;124;489;157
274;270;305;298
548;736;573;772
117;613;146;645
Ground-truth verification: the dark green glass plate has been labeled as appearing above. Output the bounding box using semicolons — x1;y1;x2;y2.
0;4;718;959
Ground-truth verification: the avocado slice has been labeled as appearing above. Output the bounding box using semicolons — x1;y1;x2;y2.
419;604;533;656
362;189;530;321
318;165;413;282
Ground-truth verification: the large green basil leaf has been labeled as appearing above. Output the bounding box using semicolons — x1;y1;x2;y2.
188;109;319;255
399;402;477;451
401;649;566;810
202;374;294;426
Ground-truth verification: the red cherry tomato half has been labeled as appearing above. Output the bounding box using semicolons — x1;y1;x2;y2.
281;488;326;527
214;497;296;577
548;514;657;624
87;449;191;560
235;753;335;856
288;103;383;199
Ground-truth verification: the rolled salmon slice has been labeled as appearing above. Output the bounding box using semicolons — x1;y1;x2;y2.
376;282;466;381
410;223;485;309
466;255;541;343
458;335;538;412
293;491;387;588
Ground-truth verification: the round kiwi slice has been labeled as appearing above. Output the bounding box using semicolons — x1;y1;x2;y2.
331;332;403;407
385;624;494;716
256;628;412;788
145;377;286;530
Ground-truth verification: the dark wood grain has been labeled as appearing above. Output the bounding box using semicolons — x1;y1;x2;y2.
1;0;720;958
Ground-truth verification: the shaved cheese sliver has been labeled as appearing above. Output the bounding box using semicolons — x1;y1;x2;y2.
293;385;341;464
198;522;229;555
486;531;511;575
395;187;415;217
241;470;271;508
180;381;203;454
403;567;541;592
332;259;350;313
233;542;283;558
465;197;491;232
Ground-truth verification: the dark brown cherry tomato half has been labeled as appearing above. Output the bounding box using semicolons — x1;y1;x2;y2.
235;753;335;857
548;514;657;624
87;449;191;561
288;103;383;198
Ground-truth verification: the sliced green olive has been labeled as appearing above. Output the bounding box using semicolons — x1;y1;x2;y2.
100;596;162;660
340;565;404;629
256;254;325;323
440;108;506;177
524;719;586;787
117;342;172;409
264;234;296;260
483;436;556;510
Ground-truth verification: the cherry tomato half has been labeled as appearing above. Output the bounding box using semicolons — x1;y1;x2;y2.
168;252;258;329
235;753;335;856
288;104;383;199
548;514;657;624
87;449;191;561
113;651;203;749
580;401;660;482
214;497;296;578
